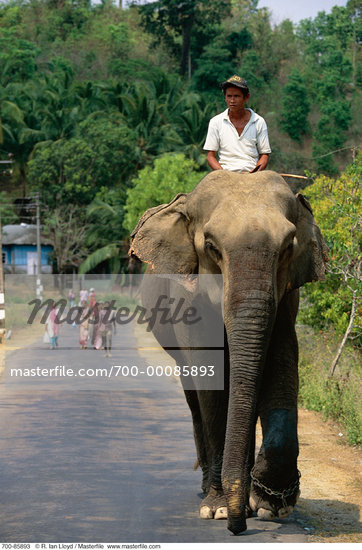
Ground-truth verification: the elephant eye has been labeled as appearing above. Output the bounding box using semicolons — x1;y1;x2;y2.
279;241;294;264
205;240;221;259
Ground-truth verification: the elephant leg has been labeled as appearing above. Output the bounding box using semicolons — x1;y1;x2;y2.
184;389;210;493
197;388;230;520
250;292;300;520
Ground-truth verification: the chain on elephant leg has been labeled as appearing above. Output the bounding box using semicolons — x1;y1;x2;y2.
249;408;300;519
249;469;301;519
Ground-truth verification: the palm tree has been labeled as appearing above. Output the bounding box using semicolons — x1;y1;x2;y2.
175;97;215;166
78;194;127;274
0;82;35;195
104;78;182;166
72;80;108;118
119;82;181;161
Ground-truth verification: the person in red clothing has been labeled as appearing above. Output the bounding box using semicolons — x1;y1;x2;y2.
88;288;97;308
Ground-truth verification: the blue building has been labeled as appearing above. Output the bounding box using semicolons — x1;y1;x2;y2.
2;224;53;274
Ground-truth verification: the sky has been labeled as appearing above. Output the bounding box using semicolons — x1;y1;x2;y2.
257;0;348;24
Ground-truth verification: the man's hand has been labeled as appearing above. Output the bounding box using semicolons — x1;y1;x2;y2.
250;153;269;173
250;164;262;173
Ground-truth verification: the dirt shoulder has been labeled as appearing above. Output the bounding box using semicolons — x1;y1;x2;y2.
134;324;362;543
0;323;44;376
297;408;361;542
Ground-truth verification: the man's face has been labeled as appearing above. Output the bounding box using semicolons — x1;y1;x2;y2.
224;87;249;110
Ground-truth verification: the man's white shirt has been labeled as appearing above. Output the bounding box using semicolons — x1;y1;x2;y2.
203;108;271;172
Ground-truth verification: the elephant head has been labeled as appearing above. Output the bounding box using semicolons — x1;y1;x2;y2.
129;170;328;533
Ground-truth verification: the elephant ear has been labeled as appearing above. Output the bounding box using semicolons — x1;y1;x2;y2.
289;193;329;289
129;193;197;274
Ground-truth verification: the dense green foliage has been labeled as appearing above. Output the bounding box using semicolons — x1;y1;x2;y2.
1;0;360;205
138;0;231;77
279;69;310;142
299;155;361;337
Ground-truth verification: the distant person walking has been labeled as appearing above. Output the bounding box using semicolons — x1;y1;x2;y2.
46;302;60;350
88;288;97;309
79;301;89;350
68;288;75;308
79;287;88;306
100;301;116;357
92;302;103;350
88;292;98;347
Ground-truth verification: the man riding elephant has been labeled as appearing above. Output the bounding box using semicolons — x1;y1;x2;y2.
204;75;271;174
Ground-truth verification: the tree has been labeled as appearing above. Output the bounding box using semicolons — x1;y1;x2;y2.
0;191;19;225
28;115;137;207
175;99;215;166
113;81;182;166
138;0;231;76
42;205;89;273
79;188;128;274
312;65;352;174
296;11;355;174
0;31;39;86
123;153;207;233
279;69;310;142
191;39;236;92
0;81;36;196
237;50;265;110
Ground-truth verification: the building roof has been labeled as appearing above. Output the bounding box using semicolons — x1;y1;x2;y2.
2;224;51;246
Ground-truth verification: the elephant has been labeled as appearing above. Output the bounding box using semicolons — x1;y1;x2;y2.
129;170;328;535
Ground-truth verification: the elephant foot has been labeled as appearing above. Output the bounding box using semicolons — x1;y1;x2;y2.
249;470;301;520
199;488;227;520
200;488;253;520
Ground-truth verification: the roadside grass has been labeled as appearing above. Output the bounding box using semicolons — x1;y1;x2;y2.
297;325;361;446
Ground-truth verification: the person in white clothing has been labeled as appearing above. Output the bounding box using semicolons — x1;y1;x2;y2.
203;75;271;173
79;287;88;306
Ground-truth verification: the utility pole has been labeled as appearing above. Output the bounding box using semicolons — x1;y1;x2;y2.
35;193;43;301
0;213;5;343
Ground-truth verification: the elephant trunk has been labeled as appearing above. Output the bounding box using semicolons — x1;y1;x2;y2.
223;289;276;534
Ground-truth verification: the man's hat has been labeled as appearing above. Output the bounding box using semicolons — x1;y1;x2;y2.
221;75;249;91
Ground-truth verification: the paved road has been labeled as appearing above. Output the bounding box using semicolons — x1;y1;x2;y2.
0;323;307;543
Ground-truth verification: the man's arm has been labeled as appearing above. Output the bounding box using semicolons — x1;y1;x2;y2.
204;118;221;170
207;151;223;171
250;153;270;173
253;119;271;172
